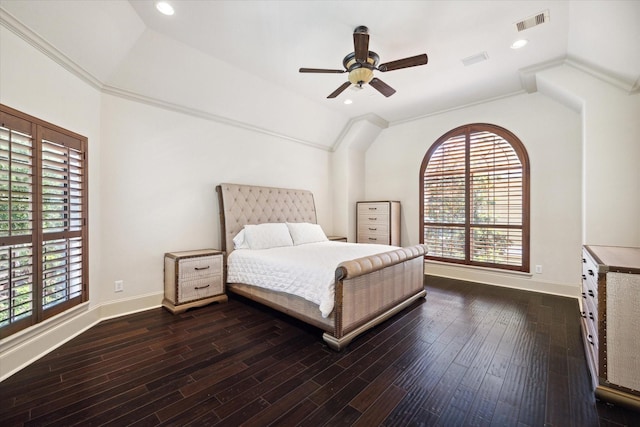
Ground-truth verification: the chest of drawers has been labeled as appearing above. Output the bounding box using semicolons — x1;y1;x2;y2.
163;249;227;314
581;245;640;410
356;201;400;246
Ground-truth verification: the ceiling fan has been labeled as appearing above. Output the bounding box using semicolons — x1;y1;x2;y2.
299;25;428;99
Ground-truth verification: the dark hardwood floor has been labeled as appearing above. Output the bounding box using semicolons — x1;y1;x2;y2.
2;276;639;426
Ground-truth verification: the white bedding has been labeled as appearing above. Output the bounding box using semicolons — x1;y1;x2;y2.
227;241;398;318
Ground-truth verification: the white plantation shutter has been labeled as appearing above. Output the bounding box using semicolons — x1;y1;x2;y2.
421;124;529;272
41;133;86;312
0;112;36;331
0;105;87;338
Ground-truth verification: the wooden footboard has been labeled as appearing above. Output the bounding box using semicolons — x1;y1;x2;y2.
217;182;428;351
322;244;428;350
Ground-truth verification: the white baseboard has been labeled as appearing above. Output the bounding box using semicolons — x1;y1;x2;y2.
0;292;163;382
425;261;579;299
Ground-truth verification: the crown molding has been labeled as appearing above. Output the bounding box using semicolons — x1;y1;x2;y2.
389;90;527;127
0;7;103;90
330;113;389;152
564;56;640;95
518;57;568;94
1;7;332;152
518;55;640;96
101;85;331;151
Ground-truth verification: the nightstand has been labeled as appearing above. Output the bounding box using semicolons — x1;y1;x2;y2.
163;249;227;314
328;236;347;242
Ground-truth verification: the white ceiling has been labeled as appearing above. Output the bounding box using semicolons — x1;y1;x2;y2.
2;1;639;136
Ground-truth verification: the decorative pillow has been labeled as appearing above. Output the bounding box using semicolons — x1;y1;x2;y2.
286;222;328;245
232;229;249;250
243;223;294;250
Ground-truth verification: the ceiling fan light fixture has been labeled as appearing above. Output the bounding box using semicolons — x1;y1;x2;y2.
348;67;374;85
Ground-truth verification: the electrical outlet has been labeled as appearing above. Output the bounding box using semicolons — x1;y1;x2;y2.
114;280;124;292
535;265;542;274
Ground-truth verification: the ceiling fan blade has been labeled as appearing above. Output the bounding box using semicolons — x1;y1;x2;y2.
378;54;428;72
299;68;345;74
327;81;352;98
353;30;370;63
369;78;396;97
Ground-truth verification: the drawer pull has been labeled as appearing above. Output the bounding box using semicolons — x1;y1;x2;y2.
368;217;377;221
588;290;594;297
195;266;210;271
368;227;377;231
195;284;210;290
588;269;594;276
368;237;377;241
368;207;377;210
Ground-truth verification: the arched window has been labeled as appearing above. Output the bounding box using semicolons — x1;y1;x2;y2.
420;124;530;272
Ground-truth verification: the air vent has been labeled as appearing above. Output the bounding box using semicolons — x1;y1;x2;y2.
515;10;550;32
462;52;489;67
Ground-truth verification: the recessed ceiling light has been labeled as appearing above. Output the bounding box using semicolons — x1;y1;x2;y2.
344;99;353;105
511;39;528;49
156;1;174;16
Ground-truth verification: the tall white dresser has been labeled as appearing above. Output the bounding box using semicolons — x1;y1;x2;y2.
356;201;401;246
581;245;640;410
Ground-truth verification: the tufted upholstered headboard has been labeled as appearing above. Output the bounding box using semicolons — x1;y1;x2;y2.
216;183;318;255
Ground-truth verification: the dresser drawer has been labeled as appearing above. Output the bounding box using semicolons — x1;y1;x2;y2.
358;234;389;244
356;201;401;246
357;202;390;215
358;222;389;236
358;213;389;226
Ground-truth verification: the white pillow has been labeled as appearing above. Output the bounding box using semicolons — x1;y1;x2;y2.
286;222;328;245
232;229;249;249
243;223;294;250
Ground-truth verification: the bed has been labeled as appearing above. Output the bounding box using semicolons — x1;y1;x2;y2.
216;183;428;350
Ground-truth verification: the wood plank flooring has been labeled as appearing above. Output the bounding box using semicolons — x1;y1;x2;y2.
2;276;640;426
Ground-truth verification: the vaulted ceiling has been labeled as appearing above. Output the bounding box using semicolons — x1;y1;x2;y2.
1;1;638;148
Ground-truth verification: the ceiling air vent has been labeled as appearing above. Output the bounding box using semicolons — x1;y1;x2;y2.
462;52;489;67
515;10;550;32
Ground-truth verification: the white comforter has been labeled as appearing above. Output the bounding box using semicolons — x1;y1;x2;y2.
227;241;397;318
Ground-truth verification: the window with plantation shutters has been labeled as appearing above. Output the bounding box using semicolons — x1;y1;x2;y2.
420;124;530;272
0;104;88;338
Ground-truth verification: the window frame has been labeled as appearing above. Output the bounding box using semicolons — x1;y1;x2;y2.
420;123;530;272
1;104;88;338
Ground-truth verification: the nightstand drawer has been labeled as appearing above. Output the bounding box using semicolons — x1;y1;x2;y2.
178;255;222;280
163;249;227;314
178;275;223;303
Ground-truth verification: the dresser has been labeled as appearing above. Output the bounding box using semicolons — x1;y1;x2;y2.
581;245;640;410
163;249;227;314
356;201;401;246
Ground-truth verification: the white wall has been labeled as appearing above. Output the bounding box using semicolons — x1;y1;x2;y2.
363;93;583;296
0;26;104;379
536;64;640;247
0;26;104;308
99;95;332;303
0;25;333;380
